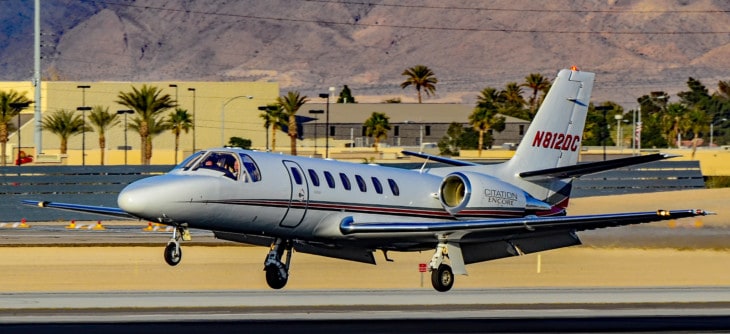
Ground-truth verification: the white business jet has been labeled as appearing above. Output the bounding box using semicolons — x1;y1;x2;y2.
24;68;709;292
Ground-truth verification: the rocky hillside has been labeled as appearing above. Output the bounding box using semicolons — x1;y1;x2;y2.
2;0;729;107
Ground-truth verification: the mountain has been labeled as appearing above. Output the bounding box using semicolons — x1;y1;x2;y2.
2;0;729;108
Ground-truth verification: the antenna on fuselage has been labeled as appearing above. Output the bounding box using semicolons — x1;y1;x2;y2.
419;156;431;174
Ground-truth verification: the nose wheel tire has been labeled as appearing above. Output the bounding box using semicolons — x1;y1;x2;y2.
164;242;182;266
431;264;454;292
265;264;288;289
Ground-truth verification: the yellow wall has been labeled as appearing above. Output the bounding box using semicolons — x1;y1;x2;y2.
1;81;279;165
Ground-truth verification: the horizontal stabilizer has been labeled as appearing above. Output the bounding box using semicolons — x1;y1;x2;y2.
21;200;135;219
401;150;479;167
519;153;677;179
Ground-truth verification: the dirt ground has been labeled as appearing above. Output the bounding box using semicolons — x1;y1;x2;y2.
0;188;728;292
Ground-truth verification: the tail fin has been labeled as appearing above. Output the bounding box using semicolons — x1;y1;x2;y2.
498;68;595;208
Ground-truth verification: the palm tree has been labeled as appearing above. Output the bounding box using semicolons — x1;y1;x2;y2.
167;108;193;164
0;90;32;166
500;82;529;120
363;112;391;152
259;104;286;151
87;106;120;165
128;116;170;163
686;106;712;158
276;91;309;156
475;87;501;110
116;85;175;164
41;109;87;155
400;65;438;103
521;73;551;120
469;101;506;157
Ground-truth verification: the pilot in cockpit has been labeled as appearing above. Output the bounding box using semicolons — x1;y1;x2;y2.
199;153;239;180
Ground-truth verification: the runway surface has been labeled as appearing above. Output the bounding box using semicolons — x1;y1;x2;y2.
2;288;730;333
2;187;729;332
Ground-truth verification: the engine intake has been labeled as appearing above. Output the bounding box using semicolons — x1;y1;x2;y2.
439;172;551;217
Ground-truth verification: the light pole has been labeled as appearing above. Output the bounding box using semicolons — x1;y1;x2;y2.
258;105;276;151
77;85;90;105
309;109;324;157
169;84;178;106
76;106;92;166
594;106;612;161
117;110;133;165
319;86;335;158
76;85;91;166
710;118;728;147
615;114;623;149
220;95;253;146
9;102;31;166
632;108;637;156
188;88;196;152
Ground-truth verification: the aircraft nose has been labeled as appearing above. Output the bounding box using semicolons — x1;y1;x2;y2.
117;178;155;217
118;174;220;220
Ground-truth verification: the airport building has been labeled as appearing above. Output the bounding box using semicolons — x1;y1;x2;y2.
301;102;529;151
0;81;529;165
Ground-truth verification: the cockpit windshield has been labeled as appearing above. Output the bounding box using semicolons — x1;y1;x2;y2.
179;151;262;182
194;152;240;180
173;151;205;171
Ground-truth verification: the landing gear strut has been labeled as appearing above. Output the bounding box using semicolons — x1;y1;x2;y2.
264;238;293;289
164;226;190;266
428;242;455;292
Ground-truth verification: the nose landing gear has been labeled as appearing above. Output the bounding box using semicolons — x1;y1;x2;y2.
164;226;191;266
264;238;293;289
164;241;182;266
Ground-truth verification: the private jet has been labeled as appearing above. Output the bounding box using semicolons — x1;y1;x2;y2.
24;68;710;292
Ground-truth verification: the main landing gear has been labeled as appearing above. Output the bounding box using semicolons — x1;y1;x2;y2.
164;226;191;266
264;238;293;289
428;242;455;292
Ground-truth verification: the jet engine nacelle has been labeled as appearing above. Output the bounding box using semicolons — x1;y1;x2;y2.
439;171;551;218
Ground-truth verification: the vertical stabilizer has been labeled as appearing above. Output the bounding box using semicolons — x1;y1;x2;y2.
499;68;595;208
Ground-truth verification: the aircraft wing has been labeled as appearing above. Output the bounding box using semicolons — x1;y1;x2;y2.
21;200;136;219
340;209;710;236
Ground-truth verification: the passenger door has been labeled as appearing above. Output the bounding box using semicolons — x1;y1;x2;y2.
279;160;309;227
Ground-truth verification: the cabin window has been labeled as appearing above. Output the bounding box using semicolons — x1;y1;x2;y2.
239;154;261;182
388;178;400;196
308;169;320;187
371;177;383;194
339;173;351;190
290;167;303;185
324;171;336;188
355;175;367;192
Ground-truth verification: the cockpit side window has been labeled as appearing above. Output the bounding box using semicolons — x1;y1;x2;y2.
196;152;240;180
174;151;205;171
239;154;262;182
